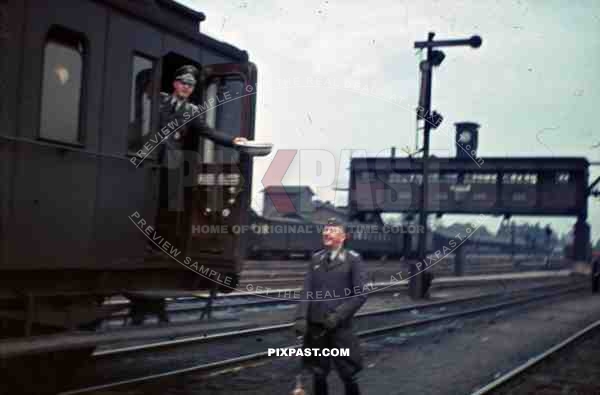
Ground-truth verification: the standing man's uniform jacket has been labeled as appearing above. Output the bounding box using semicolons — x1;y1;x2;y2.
296;248;368;378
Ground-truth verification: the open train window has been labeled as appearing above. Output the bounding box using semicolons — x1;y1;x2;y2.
555;172;571;184
200;80;219;163
502;173;538;184
388;173;406;183
128;54;156;153
463;173;497;184
391;173;423;184
428;173;440;182
39;26;86;144
440;173;459;183
200;76;244;164
359;171;376;182
159;53;244;164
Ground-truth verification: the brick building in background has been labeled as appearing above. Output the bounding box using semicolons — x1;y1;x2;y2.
262;185;347;224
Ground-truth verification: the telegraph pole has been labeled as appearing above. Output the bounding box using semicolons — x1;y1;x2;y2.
410;32;482;299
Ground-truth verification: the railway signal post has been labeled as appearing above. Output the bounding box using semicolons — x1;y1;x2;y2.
410;32;482;299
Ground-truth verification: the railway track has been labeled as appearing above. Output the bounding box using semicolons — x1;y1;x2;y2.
471;318;600;394
104;271;573;327
95;280;575;356
237;263;572;289
61;279;587;394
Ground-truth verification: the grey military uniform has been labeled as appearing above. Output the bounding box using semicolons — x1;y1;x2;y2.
296;248;368;379
158;92;235;210
158;92;234;165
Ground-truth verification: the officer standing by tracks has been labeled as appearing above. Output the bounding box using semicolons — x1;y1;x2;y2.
294;218;368;395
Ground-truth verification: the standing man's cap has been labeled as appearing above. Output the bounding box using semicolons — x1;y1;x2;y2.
174;65;200;85
325;217;347;232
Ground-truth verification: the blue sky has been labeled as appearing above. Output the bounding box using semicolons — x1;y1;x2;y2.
179;0;600;240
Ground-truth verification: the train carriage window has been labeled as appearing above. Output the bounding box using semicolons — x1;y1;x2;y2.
359;171;375;182
40;27;86;144
407;173;423;184
200;81;218;163
388;173;404;183
217;77;243;163
464;173;497;184
555;172;571;184
440;173;458;183
200;77;244;164
428;173;440;182
502;173;537;184
388;173;423;184
128;55;155;153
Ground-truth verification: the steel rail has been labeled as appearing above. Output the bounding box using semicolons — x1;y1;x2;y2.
105;270;572;317
60;283;586;394
93;280;573;357
470;318;600;394
0;273;571;358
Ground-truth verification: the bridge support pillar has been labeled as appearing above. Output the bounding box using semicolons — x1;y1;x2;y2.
409;261;433;299
592;259;599;294
409;264;424;299
574;216;590;262
454;245;465;276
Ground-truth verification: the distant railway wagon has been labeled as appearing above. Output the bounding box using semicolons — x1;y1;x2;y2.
346;222;413;259
0;1;264;393
246;216;322;259
246;213;550;261
246;214;431;259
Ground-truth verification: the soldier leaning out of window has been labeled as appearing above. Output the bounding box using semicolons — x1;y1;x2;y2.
134;65;256;255
158;65;249;160
129;64;250;156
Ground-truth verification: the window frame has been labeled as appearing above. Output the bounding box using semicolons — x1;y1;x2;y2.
200;75;244;164
38;25;88;147
127;51;159;159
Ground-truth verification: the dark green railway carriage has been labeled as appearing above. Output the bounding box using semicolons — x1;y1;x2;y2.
0;1;263;392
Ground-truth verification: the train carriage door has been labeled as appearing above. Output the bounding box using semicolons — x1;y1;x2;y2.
185;63;257;266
